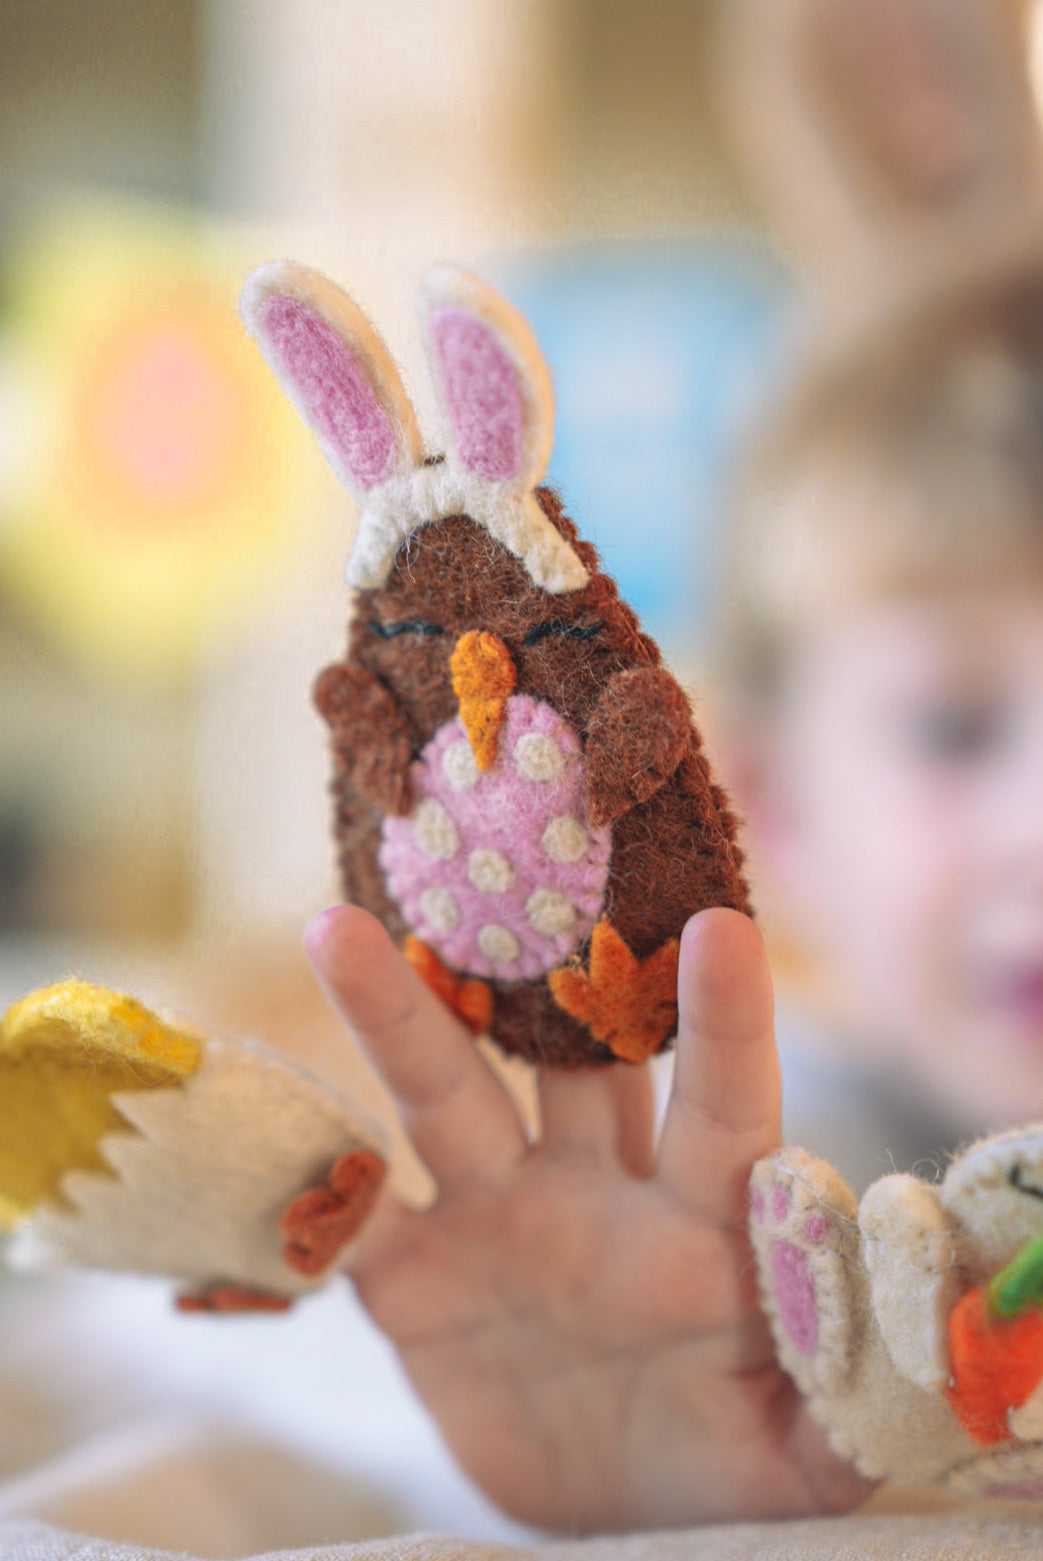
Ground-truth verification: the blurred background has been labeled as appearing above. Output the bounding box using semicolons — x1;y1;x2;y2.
4;0;1041;982
0;0;791;991
0;9;797;1537
2;0;1043;1546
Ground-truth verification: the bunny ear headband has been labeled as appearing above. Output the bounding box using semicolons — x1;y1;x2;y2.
239;262;589;596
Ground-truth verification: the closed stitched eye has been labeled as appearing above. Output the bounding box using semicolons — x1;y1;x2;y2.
524;619;603;648
368;620;446;639
1009;1164;1043;1201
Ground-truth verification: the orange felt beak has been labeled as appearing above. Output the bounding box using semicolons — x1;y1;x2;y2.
450;630;516;770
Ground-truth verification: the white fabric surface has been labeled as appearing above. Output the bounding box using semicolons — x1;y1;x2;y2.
0;1270;532;1547
6;1274;1043;1560
6;1508;1043;1561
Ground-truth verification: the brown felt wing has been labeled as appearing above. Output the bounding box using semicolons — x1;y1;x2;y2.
584;667;693;827
314;662;415;817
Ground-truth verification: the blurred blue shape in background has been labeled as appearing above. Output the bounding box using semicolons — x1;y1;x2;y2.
500;243;791;663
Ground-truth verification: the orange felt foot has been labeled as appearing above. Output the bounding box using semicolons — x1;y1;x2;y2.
176;1284;293;1314
947;1285;1043;1445
548;919;679;1063
405;936;493;1037
279;1147;387;1277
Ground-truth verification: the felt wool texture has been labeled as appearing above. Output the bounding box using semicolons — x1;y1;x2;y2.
379;695;612;983
318;504;751;1067
6;1018;387;1298
449;629;517;771
241;263;588;596
940;1126;1043;1282
428;305;526;479
548;919;680;1064
992;1236;1043;1318
860;1173;959;1391
947;1286;1043;1445
420;265;554;488
260;296;401;487
314;662;415;816
0;982;201;1226
345;460;590;596
176;1285;293;1313
415;266;588;594
239;261;423;498
242;262;750;1067
404;936;493;1036
583;667;695;829
279;1148;387;1277
750;1128;1043;1494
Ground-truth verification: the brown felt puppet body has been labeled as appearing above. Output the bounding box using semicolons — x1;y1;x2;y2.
241;263;750;1067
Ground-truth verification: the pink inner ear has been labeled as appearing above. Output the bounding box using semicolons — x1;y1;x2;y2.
771;1240;818;1356
261;294;398;488
429;305;524;481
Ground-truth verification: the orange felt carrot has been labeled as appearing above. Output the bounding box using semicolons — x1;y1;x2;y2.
450;630;516;771
947;1284;1043;1444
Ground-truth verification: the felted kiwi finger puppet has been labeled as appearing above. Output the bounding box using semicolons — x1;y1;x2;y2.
240;262;750;1067
0;980;387;1308
750;1128;1043;1497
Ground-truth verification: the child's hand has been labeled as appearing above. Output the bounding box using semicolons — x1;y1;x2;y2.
305;905;872;1533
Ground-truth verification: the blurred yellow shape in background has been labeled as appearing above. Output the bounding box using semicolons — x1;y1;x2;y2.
0;197;321;685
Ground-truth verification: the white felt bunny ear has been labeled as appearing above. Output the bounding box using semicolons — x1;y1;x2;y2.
417;265;588;594
420;264;555;489
239;261;423;499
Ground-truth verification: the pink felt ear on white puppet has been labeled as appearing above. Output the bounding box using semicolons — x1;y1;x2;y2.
239;261;423;498
420;265;554;489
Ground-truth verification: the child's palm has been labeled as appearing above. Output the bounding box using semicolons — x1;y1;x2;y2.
307;906;870;1532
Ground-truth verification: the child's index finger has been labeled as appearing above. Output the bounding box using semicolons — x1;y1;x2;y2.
304;904;527;1190
656;908;782;1226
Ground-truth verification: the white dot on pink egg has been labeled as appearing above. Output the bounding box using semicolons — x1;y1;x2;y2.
541;815;589;863
478;924;520;963
419;887;460;932
514;733;564;781
412;798;460;860
442;739;479;792
526;888;577;937
468;849;514;893
380;696;613;981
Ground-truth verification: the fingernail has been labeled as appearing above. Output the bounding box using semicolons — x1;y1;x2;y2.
303;906;342;964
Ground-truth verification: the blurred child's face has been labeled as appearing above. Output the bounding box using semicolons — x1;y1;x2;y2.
756;582;1043;1130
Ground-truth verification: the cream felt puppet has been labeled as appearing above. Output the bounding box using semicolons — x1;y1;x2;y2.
750;1130;1043;1498
239;262;751;1068
0;981;387;1309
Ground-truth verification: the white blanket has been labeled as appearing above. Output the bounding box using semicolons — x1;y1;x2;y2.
5;1273;1043;1560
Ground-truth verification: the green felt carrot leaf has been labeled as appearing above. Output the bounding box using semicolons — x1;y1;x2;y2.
989;1235;1043;1319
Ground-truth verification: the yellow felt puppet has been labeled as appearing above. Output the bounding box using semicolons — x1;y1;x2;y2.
0;980;386;1309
